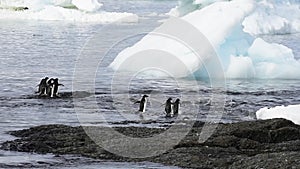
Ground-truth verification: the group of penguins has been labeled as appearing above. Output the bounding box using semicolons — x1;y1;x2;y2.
136;95;180;118
36;77;180;116
36;77;64;97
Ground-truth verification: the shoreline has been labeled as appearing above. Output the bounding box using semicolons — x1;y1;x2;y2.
1;118;300;168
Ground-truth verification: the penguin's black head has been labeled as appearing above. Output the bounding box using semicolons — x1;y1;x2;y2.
143;95;149;98
175;99;180;103
167;97;172;101
45;77;49;80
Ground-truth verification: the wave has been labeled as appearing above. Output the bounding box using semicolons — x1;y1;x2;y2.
110;0;300;79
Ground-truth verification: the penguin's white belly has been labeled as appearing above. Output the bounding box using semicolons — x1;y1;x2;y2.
142;98;147;112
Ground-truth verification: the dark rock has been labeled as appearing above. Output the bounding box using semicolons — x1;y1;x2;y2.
1;118;300;168
24;91;92;99
12;7;29;11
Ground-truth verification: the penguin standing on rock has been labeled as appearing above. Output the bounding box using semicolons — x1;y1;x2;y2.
53;78;64;97
36;77;49;95
173;98;180;117
47;78;55;97
165;97;173;117
36;77;64;98
135;95;149;112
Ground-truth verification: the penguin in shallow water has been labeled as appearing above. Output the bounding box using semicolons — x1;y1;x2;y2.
36;77;49;95
165;97;173;117
173;98;180;117
135;95;149;112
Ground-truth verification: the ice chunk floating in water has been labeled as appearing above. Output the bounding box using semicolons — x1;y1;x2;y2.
0;0;101;11
110;0;300;79
256;105;300;125
0;0;138;23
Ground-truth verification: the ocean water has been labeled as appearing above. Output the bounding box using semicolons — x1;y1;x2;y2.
0;0;300;168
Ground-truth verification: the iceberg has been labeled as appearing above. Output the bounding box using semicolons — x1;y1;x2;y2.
0;0;138;23
72;0;102;12
247;38;300;79
243;0;300;35
168;0;225;17
256;105;300;125
170;0;300;35
110;0;255;78
110;0;300;79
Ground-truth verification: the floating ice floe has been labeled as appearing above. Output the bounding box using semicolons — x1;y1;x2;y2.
0;0;138;23
256;105;300;125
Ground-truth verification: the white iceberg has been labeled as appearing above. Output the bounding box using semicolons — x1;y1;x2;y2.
72;0;102;12
170;0;300;35
243;0;300;35
110;0;300;79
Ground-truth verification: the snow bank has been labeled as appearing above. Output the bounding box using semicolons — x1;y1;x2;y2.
0;0;138;23
256;105;300;125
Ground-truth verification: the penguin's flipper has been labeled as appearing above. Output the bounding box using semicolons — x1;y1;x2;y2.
134;101;141;104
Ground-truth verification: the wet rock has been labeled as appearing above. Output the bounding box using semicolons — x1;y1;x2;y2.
24;91;92;99
1;118;300;168
13;7;29;11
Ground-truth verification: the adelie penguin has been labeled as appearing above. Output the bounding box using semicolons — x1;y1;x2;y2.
135;95;149;112
46;78;64;98
36;77;49;96
165;97;173;117
52;78;64;97
173;98;180;117
47;78;55;97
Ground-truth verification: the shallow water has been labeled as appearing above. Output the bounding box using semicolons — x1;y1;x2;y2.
1;0;300;168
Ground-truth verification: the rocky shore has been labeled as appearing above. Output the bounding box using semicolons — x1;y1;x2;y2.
1;118;300;168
